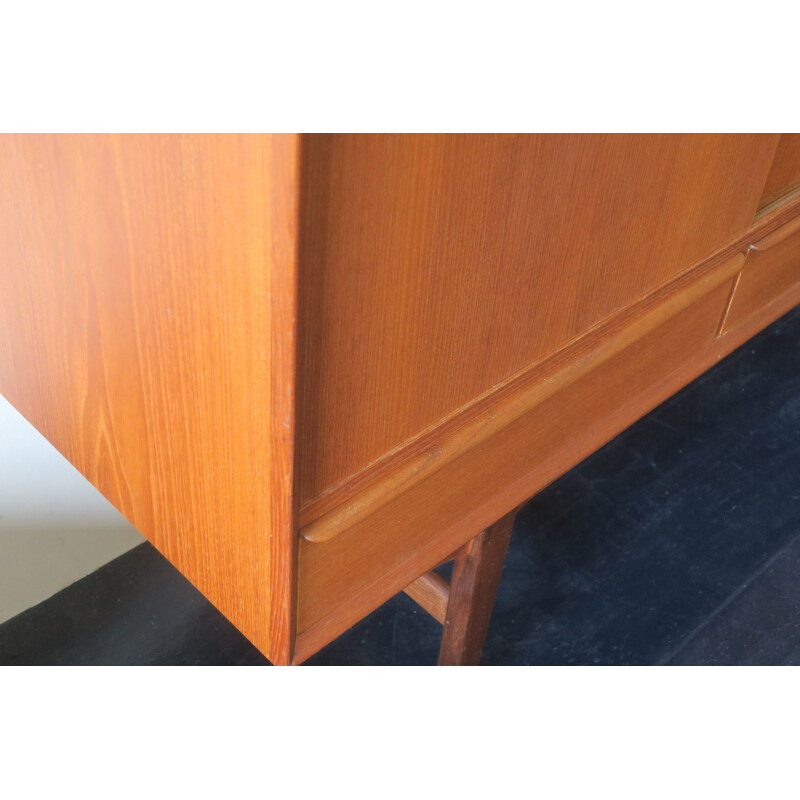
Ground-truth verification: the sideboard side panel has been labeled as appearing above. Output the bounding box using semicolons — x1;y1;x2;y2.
0;134;300;664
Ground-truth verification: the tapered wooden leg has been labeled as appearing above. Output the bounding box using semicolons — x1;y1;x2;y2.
438;509;517;666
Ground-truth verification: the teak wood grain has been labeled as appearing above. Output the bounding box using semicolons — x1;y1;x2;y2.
300;251;746;544
758;134;800;211
439;510;517;666
403;570;450;625
293;187;800;662
3;134;800;666
0;134;300;665
297;134;780;510
293;275;738;659
723;223;800;335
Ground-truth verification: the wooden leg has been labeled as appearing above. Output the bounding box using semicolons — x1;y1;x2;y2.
438;509;517;666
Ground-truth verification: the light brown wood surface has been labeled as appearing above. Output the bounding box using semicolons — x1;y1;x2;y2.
439;510;517;666
294;187;800;663
294;270;740;659
297;134;779;512
750;213;800;252
403;570;450;624
300;249;747;544
0;134;300;665
758;134;800;211
3;134;800;666
296;276;800;664
724;225;800;334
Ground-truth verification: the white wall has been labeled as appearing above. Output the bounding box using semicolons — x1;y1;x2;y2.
0;394;144;623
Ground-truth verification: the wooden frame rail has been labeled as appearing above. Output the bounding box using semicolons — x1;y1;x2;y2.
402;508;519;665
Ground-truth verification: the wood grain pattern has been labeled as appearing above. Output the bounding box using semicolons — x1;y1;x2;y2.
301;251;746;543
0;134;300;665
718;265;800;347
299;177;800;537
723;226;800;335
294;273;800;664
758;134;800;212
439;510;517;666
294;184;800;661
297;134;780;509
403;570;449;624
4;134;800;667
294;276;739;660
750;214;800;252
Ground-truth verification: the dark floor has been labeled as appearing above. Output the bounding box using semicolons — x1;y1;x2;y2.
2;306;800;666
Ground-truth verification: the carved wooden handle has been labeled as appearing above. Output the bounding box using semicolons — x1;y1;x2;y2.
750;214;800;252
300;251;746;543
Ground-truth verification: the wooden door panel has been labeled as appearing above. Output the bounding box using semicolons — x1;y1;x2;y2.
298;134;779;504
758;133;800;211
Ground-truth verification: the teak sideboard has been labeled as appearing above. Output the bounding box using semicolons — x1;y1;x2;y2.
2;134;800;665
